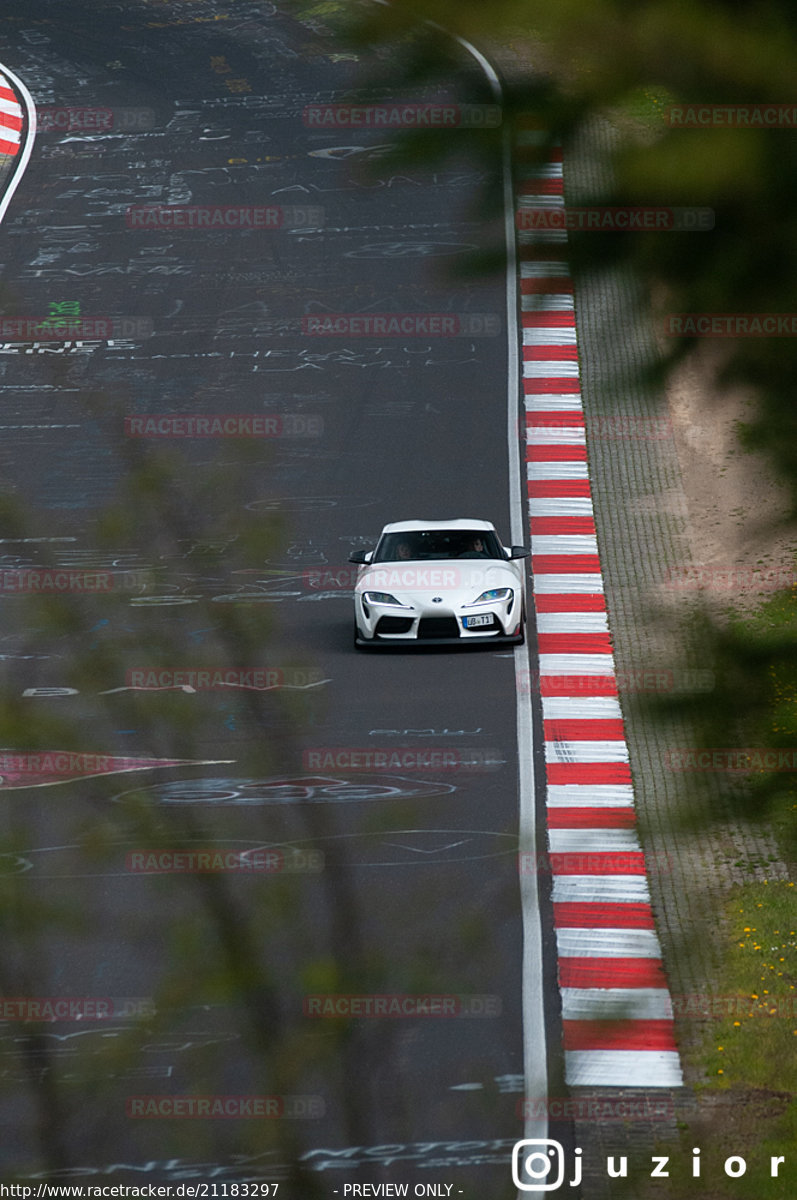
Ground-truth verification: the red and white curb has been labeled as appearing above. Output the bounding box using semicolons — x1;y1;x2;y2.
0;63;36;228
515;119;682;1089
0;71;23;156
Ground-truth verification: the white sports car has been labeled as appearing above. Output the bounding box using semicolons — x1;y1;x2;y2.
349;519;528;648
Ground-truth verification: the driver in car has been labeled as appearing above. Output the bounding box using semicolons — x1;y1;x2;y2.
459;535;490;558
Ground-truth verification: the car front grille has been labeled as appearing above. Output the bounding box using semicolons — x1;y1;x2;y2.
417;616;460;639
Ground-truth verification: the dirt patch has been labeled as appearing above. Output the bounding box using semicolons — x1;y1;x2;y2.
661;340;797;609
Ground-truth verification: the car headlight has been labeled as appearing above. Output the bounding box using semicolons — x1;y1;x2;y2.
468;588;513;605
362;591;409;607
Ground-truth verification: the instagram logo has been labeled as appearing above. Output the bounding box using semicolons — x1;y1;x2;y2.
513;1139;574;1191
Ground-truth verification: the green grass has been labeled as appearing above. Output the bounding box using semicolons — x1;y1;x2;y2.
699;881;797;1094
723;578;797;861
607;85;679;129
664;880;797;1198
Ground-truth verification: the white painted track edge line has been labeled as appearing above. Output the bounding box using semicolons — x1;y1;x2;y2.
483;58;551;1157
504;98;553;1168
442;30;550;1160
0;62;35;227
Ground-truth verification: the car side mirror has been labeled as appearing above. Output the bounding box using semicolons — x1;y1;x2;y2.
349;549;373;564
509;546;530;559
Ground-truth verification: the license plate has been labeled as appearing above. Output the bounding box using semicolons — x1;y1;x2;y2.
464;613;492;628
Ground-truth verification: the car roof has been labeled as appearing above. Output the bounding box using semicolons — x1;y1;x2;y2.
379;519;497;534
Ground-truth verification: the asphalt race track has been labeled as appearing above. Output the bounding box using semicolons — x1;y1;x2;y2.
0;2;569;1194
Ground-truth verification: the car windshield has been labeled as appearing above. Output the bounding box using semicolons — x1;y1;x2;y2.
373;529;506;563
